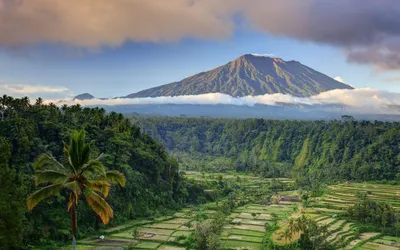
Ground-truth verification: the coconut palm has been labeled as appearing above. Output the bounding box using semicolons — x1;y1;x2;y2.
287;218;296;232
287;218;299;248
281;228;292;248
27;130;126;248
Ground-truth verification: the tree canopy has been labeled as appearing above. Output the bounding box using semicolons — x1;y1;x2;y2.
0;95;206;248
134;116;400;184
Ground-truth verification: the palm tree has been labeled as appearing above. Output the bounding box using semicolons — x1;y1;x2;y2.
27;130;126;248
287;218;298;248
281;228;292;248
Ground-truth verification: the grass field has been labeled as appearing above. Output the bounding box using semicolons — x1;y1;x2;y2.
315;183;400;211
73;172;296;250
302;182;400;250
73;175;400;250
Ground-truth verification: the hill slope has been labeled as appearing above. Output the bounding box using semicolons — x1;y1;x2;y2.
126;54;353;98
0;96;208;248
134;116;400;182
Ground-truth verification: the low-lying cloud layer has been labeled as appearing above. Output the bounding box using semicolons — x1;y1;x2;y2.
48;88;400;115
1;0;400;70
0;83;71;98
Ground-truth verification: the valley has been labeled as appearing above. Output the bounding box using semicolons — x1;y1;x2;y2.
69;172;400;250
2;1;400;249
2;97;400;250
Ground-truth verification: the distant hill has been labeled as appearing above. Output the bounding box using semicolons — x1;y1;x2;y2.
74;93;95;100
126;54;353;98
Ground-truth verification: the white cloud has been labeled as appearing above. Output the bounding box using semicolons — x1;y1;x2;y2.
334;76;346;83
1;0;400;70
46;88;400;115
334;76;356;88
0;83;71;98
0;83;68;94
250;53;275;58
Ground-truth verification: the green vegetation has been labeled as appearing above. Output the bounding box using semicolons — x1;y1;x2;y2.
3;97;400;250
0;96;210;248
347;193;400;234
73;173;292;249
134;117;400;185
298;182;400;250
27;130;126;246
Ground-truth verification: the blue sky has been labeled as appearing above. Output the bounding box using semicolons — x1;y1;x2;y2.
1;29;398;99
1;0;400;99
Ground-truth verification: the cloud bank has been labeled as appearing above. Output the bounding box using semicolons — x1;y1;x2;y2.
0;83;71;98
47;88;400;115
1;0;400;70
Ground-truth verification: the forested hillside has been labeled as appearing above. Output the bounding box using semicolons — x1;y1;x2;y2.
0;96;206;249
134;117;400;184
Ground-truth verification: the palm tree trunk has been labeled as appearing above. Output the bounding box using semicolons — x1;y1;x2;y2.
71;205;77;250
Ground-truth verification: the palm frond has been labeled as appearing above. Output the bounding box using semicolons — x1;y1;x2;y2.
81;159;106;176
67;193;77;211
84;179;110;197
74;130;86;168
106;170;126;187
34;170;69;186
27;183;64;211
65;130;92;172
64;146;77;174
33;153;68;174
84;188;113;224
80;143;91;168
64;180;81;192
64;181;81;211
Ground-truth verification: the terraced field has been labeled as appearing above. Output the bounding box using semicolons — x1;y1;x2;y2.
266;182;400;250
223;204;297;249
314;183;400;211
70;179;400;250
306;182;400;250
298;207;358;249
75;206;204;249
184;171;293;184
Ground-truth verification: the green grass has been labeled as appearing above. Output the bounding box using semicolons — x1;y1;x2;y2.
234;219;266;226
221;239;261;249
224;235;263;243
360;242;398;249
225;229;265;237
134;241;161;249
111;231;135;239
148;223;181;230
381;236;400;242
137;228;175;236
75;246;124;250
157;245;186;250
165;218;190;224
170;231;191;237
233;224;265;232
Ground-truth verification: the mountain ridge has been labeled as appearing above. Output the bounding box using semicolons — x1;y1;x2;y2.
74;93;95;100
125;54;353;98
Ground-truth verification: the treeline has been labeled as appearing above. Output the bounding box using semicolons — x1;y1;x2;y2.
133;116;400;184
0;96;208;249
347;193;400;235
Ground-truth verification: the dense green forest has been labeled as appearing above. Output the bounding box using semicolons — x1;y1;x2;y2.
133;116;400;185
0;96;208;249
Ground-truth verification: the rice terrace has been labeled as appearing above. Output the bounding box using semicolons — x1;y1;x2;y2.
61;173;400;250
2;2;400;249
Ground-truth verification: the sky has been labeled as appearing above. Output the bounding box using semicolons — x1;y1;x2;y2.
1;0;400;100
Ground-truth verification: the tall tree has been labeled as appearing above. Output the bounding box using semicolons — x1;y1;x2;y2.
27;130;126;248
0;137;26;249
